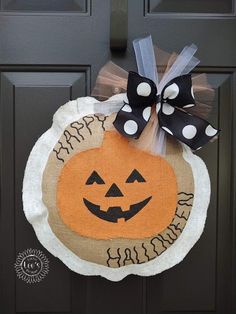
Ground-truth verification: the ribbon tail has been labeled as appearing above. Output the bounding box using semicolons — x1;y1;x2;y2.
158;107;220;150
113;102;151;139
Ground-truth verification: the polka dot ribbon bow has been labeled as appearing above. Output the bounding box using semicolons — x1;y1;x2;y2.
113;71;220;151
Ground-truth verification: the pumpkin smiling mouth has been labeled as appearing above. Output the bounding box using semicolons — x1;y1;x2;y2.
83;196;152;223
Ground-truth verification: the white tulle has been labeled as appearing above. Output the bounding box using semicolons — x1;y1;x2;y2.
92;37;214;156
92;93;125;115
133;35;159;85
157;44;200;94
133;37;200;155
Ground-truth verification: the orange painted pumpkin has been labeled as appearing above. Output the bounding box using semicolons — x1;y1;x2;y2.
57;131;177;239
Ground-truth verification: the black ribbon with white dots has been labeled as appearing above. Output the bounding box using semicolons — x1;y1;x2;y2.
113;71;220;150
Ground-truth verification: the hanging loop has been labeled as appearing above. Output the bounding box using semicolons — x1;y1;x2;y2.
110;0;128;52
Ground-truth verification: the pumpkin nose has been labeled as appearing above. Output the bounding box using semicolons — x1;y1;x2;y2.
105;183;124;197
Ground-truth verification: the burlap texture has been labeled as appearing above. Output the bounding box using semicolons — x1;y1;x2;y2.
42;114;194;267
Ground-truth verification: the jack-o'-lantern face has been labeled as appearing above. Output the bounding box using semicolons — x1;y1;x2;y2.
83;169;152;222
57;131;178;239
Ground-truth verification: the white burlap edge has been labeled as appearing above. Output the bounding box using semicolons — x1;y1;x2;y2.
22;95;210;282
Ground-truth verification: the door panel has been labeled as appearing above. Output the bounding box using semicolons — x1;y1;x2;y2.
147;72;234;314
0;0;109;86
147;0;233;14
1;0;88;12
125;1;236;68
13;72;86;313
1;70;88;313
0;1;235;314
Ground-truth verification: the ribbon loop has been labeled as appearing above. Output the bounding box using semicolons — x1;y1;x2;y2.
113;71;220;150
161;75;195;109
113;35;219;151
127;71;157;107
113;72;157;139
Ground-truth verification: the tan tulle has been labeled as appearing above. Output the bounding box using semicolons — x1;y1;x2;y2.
190;74;214;119
130;109;164;155
154;47;177;80
91;48;215;154
92;61;128;101
92;56;214;120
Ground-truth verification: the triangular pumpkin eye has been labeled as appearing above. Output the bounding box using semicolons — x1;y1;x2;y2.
126;169;146;183
86;171;105;185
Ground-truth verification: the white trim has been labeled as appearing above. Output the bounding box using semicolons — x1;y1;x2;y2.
22;96;210;281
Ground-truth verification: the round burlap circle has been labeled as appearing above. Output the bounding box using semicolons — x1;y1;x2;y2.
42;113;194;268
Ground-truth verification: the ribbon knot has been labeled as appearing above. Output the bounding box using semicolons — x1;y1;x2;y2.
113;71;219;150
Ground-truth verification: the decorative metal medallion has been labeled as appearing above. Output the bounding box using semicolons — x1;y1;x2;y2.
15;248;49;284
